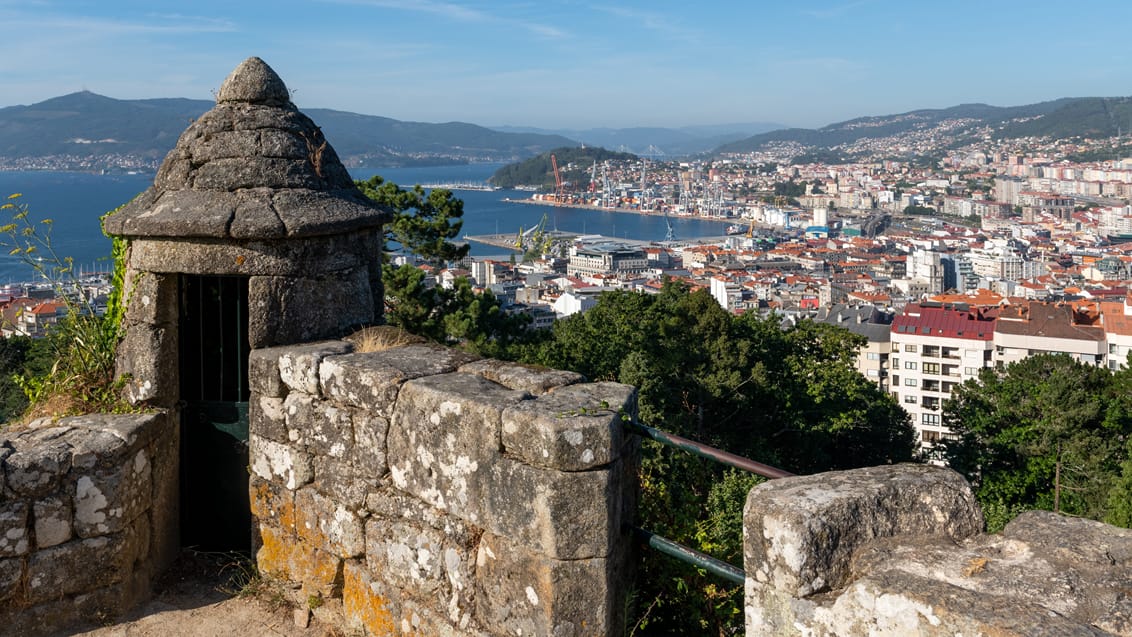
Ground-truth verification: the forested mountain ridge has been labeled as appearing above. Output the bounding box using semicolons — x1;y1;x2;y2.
715;96;1132;159
0;91;574;168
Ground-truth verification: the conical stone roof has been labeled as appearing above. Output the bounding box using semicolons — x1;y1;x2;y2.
104;57;390;239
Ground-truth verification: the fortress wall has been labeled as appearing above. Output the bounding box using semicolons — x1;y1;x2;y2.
248;338;639;636
0;413;178;635
743;464;1132;636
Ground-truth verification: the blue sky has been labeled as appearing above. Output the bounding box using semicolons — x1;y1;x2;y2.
3;0;1131;130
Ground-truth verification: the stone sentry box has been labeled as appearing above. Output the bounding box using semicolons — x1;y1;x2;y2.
103;56;391;409
103;58;391;553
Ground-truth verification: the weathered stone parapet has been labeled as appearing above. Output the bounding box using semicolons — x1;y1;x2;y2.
743;464;1132;636
249;340;639;636
0;412;177;635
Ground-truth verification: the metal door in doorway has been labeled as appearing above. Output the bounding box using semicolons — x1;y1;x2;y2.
179;275;251;552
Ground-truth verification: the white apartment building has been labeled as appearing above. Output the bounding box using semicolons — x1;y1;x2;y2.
890;303;997;453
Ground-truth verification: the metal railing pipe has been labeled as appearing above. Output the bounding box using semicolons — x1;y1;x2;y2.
624;420;795;480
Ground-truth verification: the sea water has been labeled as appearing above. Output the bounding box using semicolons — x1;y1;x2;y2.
0;164;728;283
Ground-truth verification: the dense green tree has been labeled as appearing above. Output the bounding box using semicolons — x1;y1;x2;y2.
943;354;1131;531
357;175;541;355
356;175;469;264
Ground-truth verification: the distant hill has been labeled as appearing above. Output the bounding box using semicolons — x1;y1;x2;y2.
488;147;638;189
491;122;783;156
0;91;575;168
714;97;1127;158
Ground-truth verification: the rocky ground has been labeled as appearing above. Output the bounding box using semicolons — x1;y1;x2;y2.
60;551;335;637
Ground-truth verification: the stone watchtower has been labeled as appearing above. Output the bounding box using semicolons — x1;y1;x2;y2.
103;57;390;550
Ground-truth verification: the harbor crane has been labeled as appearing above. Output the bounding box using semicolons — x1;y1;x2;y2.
550;154;565;205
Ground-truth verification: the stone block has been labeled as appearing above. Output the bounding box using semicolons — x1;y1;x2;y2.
250;476;297;534
275;340;354;396
248;348;286;398
4;440;71;498
121;270;178;327
459;359;584;395
387;373;528;524
250;395;289;444
364;514;477;610
65;430;130;472
147;420;180;573
294;487;365;559
844;510;1132;634
501;382;636;471
485;456;620;561
314;462;369;512
0;501;29;557
114;322;177;405
285;394;353;459
73;448;152;538
803;570;1105;637
743;464;982;600
257;525;343;598
350;407;389;482
474;532;619;637
126;234;376;278
249;434;313;490
33;495;73;549
342;559;399;637
249;272;374;348
319;344;479;415
26;535;127;604
63;413;166;468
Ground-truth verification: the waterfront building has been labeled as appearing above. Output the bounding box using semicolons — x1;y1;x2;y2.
566;241;648;278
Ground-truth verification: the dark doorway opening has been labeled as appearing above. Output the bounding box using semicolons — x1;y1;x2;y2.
179;275;251;552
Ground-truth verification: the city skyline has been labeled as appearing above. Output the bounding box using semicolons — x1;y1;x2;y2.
3;0;1132;131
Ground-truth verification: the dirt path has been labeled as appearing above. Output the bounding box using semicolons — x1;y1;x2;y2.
60;552;335;637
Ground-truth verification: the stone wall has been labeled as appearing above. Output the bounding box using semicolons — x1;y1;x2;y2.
248;337;639;636
0;413;178;635
743;464;1132;636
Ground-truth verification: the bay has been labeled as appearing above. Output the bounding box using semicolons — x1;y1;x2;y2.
0;164;729;283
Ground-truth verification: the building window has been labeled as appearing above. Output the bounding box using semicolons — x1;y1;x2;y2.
904;395;917;404
922;362;940;375
922;413;940;425
922;345;939;357
892;343;901;352
905;344;918;353
905;377;917;387
867;369;879;377
1110;344;1118;354
964;367;979;376
922;430;941;443
867;352;880;361
905;361;918;370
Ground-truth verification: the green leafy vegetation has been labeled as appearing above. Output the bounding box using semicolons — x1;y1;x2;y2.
942;354;1132;532
0;194;133;425
356;177;543;358
902;204;937;216
488;146;638;189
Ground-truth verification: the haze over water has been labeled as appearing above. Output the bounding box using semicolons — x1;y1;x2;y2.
0;164;728;283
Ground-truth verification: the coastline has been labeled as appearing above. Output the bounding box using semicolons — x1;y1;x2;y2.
501;197;741;225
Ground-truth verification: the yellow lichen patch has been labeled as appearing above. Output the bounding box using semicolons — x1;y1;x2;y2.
257;525;296;581
293;544;344;598
343;562;397;636
250;480;297;533
963;556;989;577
